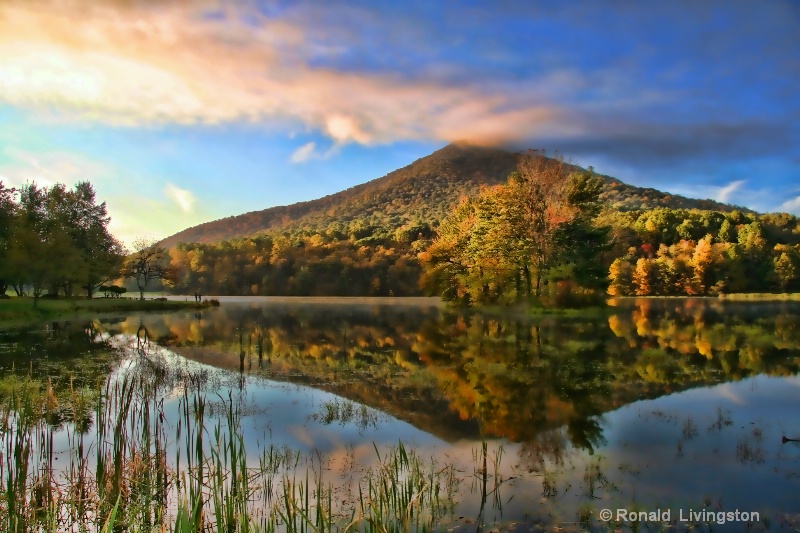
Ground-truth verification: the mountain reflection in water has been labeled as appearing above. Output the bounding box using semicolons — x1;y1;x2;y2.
92;298;800;448
1;297;798;529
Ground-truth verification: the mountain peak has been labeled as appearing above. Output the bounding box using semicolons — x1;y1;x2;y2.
159;145;749;248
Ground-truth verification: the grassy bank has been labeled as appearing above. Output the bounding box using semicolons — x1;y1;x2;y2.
0;296;216;324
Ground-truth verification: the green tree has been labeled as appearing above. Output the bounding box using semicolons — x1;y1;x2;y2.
0;182;16;296
7;184;82;307
67;182;126;297
123;238;175;300
550;169;611;293
718;218;736;243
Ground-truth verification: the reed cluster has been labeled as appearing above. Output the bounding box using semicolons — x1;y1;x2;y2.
0;370;472;532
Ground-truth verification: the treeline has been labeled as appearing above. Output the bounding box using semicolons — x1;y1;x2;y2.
605;209;800;295
416;152;799;303
169;233;425;296
0;182;124;305
164;158;800;301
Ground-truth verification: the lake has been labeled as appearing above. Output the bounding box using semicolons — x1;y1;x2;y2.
1;297;798;532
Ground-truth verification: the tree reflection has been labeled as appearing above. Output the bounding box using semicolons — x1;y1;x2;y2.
5;298;799;454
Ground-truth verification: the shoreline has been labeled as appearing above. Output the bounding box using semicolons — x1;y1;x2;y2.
0;297;215;327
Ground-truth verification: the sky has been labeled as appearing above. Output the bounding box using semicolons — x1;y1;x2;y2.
0;0;798;247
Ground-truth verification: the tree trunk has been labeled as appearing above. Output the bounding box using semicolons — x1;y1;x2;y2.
523;265;532;297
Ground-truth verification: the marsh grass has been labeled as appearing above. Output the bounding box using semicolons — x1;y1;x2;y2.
0;368;467;532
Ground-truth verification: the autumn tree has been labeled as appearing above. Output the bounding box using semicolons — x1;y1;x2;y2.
123;238;175;300
773;248;797;292
608;258;634;296
421;151;610;305
633;257;654;295
691;234;714;294
505;151;576;296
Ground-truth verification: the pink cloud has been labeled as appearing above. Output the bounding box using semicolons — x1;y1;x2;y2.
0;1;575;145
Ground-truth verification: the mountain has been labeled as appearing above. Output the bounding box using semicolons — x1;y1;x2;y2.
159;143;749;248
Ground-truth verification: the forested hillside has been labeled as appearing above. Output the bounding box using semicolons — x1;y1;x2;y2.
160;144;516;248
160;143;746;248
162;144;799;299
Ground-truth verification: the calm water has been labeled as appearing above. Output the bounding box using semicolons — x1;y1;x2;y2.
1;297;799;530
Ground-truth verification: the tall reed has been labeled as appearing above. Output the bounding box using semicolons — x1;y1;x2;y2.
0;366;479;532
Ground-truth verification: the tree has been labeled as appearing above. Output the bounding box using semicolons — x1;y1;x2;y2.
504;151;576;296
3;182;125;302
774;251;797;292
550;169;611;293
718;219;736;243
421;152;610;305
633;257;654;295
123;238;175;300
608;258;634;296
7;184;82;307
691;234;714;294
99;285;127;298
62;182;126;297
0;182;16;296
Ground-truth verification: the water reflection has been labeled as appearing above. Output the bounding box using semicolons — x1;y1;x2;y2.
88;298;800;449
1;298;799;530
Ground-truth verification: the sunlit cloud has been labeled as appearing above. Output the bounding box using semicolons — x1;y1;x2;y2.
164;183;196;213
0;1;572;145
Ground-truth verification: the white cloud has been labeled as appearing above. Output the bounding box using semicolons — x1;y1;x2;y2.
290;141;318;163
164;183;196;213
715;179;745;203
0;148;108;189
778;195;800;215
289;141;341;163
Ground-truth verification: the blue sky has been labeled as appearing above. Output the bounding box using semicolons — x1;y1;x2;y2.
0;0;798;246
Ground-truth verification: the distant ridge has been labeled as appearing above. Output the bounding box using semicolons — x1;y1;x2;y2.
159;143;750;248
